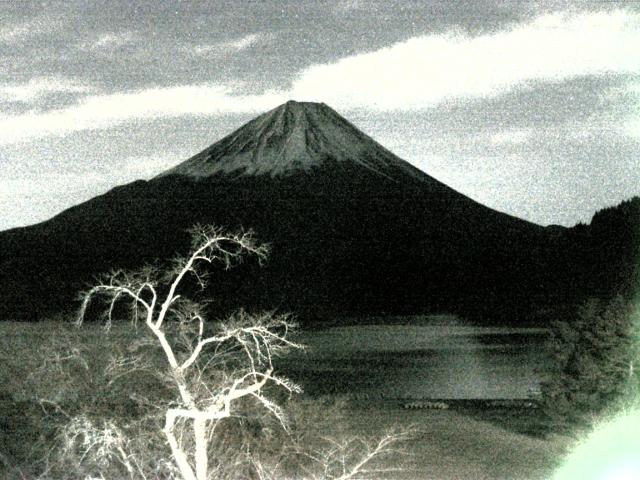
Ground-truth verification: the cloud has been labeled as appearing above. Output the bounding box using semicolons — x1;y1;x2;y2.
623;83;640;138
0;19;55;43
0;77;96;103
2;10;639;144
79;32;137;51
290;10;640;109
0;21;32;42
331;0;368;13
627;118;640;138
0;84;286;144
490;129;534;145
193;33;264;56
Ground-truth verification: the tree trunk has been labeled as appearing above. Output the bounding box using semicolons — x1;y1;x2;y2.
194;418;209;480
164;420;197;480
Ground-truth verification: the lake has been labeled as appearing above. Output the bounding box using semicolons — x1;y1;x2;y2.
278;317;550;400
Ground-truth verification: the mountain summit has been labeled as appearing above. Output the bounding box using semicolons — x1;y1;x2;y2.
160;100;425;181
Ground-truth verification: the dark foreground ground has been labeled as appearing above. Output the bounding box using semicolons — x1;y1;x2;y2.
0;395;573;479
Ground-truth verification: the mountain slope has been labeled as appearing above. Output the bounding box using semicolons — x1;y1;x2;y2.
0;101;602;324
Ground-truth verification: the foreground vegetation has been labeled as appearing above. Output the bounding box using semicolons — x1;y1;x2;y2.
0;319;575;479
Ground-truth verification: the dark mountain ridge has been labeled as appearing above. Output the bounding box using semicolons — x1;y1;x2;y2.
1;101;637;324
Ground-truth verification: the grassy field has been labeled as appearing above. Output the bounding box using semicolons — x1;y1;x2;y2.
0;320;574;479
337;400;573;480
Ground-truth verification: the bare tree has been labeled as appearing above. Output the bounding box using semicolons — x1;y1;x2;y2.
78;225;302;480
285;429;413;480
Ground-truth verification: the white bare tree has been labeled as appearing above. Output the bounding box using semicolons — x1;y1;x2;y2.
252;429;413;480
77;225;302;480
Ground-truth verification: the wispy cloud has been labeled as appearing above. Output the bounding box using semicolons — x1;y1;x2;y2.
290;10;640;109
0;21;32;42
623;83;640;138
193;33;264;56
0;19;54;43
0;77;96;103
79;32;137;51
490;129;534;146
331;0;369;14
0;84;285;144
626;117;640;138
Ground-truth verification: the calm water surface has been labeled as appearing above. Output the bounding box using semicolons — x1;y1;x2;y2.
278;321;549;400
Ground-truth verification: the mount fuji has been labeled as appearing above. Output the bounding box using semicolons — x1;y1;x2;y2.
1;101;635;324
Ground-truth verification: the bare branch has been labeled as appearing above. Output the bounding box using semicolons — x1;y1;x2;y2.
77;284;151;328
73;225;307;480
155;227;268;330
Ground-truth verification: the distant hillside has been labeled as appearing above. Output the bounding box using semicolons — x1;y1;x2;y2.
553;197;640;303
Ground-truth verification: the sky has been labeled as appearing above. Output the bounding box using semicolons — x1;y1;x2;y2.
1;0;639;230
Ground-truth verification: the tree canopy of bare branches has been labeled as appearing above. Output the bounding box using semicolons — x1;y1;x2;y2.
78;225;302;480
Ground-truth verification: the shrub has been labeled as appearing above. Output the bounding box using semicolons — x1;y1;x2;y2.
540;296;636;431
